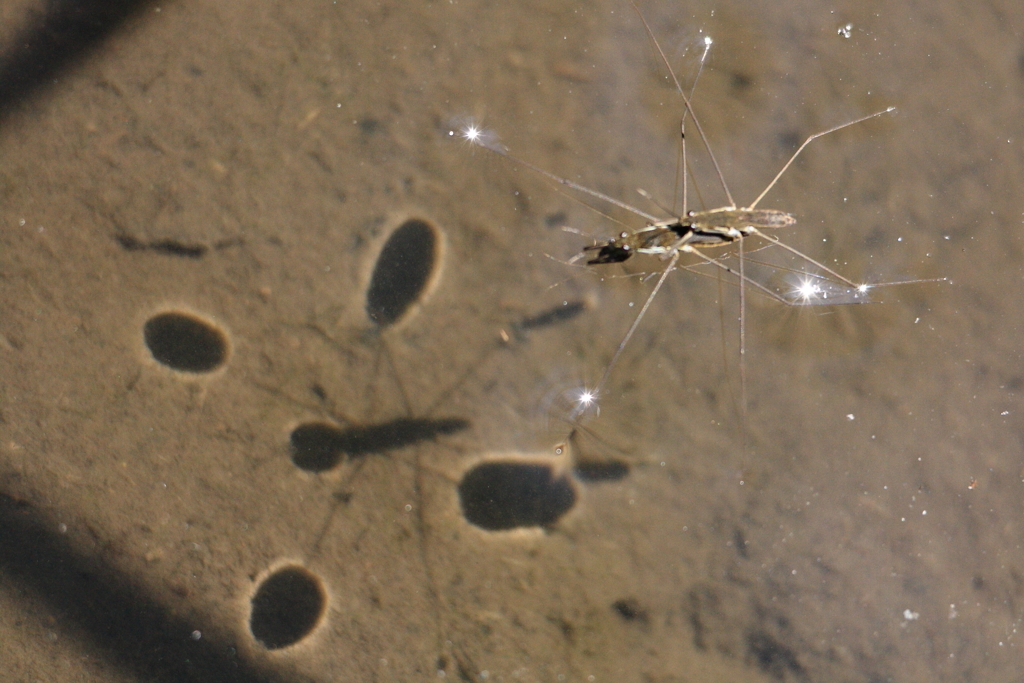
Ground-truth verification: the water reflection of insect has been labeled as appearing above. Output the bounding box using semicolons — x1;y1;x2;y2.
454;1;939;417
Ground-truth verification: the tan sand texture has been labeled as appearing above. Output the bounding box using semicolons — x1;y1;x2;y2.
1;0;1022;681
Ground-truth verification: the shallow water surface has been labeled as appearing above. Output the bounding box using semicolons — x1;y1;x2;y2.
0;1;1022;681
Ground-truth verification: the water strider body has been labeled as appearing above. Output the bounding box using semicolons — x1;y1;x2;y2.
584;208;797;265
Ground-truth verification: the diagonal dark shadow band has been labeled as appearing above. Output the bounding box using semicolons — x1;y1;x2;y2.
0;0;157;120
0;489;310;683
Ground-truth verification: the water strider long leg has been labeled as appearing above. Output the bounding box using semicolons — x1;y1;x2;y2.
458;125;660;224
570;250;681;421
749;227;866;289
738;235;747;412
629;0;735;207
749;108;897;210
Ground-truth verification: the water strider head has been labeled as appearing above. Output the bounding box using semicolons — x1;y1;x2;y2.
584;232;635;264
584;220;701;264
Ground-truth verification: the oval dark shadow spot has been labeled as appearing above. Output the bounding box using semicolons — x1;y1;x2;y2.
458;461;576;531
290;417;470;473
143;311;228;372
250;565;326;650
365;218;439;326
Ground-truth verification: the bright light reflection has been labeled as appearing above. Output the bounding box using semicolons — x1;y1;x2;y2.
569;386;600;419
792;277;823;303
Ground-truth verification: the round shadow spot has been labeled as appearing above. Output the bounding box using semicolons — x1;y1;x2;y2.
249;565;326;650
458;461;576;531
365;218;439;326
143;311;228;372
290;422;347;473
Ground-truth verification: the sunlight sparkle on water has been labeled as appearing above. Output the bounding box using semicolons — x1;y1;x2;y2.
449;120;503;153
790;276;874;305
575;387;597;410
793;277;823;303
568;385;600;420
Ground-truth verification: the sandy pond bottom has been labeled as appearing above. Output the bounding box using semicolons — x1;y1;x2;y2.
2;0;1024;681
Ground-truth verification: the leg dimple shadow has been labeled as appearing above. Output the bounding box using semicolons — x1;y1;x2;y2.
143;311;229;373
249;565;327;650
365;218;441;327
458;461;577;531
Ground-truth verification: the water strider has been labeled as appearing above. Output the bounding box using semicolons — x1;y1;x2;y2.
454;1;940;423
